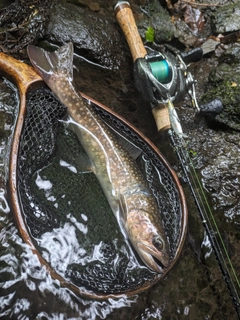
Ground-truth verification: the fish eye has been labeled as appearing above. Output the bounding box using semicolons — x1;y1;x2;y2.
152;237;163;251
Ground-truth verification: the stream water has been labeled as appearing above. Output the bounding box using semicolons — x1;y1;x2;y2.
0;50;239;319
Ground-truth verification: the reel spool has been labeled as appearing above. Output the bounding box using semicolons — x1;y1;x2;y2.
149;60;172;84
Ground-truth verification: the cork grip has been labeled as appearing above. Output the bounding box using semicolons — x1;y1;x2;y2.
152;105;171;132
114;1;147;61
115;1;170;131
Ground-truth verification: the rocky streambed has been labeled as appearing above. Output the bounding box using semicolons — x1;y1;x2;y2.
0;0;240;319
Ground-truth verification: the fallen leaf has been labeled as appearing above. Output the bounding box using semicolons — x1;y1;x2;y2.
145;27;155;42
184;4;205;35
201;38;220;55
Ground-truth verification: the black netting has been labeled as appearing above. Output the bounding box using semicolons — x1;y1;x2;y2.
17;87;185;295
18;87;66;236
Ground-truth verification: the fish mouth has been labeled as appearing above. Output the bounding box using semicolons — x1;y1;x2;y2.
137;241;170;273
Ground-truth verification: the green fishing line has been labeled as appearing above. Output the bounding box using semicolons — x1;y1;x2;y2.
186;150;240;289
170;131;240;316
149;60;172;84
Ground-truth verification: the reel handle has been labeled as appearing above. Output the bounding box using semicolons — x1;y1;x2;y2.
199;98;223;115
180;48;203;65
114;1;171;132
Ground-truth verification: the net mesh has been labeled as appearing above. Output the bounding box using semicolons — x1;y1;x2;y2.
17;87;185;294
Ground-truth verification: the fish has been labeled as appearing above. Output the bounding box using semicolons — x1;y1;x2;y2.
27;42;170;273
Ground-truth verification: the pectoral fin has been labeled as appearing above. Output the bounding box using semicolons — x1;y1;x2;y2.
107;124;142;160
75;153;95;174
119;194;128;223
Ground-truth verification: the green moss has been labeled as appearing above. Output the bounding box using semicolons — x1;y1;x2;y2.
145;26;155;43
202;80;239;105
201;64;240;130
189;149;197;157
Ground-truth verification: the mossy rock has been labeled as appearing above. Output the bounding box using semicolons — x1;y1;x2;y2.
211;0;240;33
201;62;240;131
137;0;175;43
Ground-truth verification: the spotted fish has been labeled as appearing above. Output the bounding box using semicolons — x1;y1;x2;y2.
27;42;170;273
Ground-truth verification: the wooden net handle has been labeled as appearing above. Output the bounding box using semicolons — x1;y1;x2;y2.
115;1;147;61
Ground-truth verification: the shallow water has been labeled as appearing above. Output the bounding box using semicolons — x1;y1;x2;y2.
0;76;139;319
0;53;239;319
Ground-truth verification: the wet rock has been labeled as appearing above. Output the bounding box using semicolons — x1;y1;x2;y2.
197;130;240;214
73;0;100;12
200;44;240;131
211;0;240;33
173;19;198;47
1;2;240;319
0;0;51;58
145;244;236;319
220;42;240;64
136;0;175;43
45;2;129;70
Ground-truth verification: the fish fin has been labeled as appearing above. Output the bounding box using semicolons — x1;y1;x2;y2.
27;42;74;83
61;117;95;173
75;153;95;174
107;124;142;160
119;194;128;222
119;137;142;160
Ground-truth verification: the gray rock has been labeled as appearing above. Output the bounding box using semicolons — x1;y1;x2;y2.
211;1;240;33
136;0;175;43
174;19;198;47
202;44;240;131
46;3;129;70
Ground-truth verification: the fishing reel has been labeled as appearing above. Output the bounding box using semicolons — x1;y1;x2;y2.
114;0;223;136
134;47;186;105
134;45;223;114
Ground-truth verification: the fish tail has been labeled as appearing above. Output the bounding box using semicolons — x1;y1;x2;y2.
27;42;74;85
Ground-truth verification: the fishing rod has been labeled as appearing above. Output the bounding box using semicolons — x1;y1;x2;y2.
114;1;240;317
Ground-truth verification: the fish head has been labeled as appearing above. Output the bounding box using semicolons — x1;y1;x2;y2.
126;209;170;273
